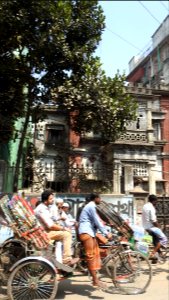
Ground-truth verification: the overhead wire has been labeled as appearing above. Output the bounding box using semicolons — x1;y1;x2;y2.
104;25;153;61
106;27;142;52
138;1;161;25
159;1;169;12
104;1;167;58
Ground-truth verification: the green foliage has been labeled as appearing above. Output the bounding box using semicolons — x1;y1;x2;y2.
0;0;137;145
52;57;138;142
0;0;105;142
0;48;25;141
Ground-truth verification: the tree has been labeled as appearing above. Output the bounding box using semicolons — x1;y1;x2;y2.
0;0;137;191
0;49;25;142
0;0;105;189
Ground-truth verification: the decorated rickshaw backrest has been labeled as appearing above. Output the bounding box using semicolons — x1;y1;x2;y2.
0;194;49;249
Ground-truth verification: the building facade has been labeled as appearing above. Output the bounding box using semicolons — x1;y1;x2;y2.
32;84;165;196
126;15;169;197
32;106;109;194
126;16;169;233
103;84;165;193
127;15;169;88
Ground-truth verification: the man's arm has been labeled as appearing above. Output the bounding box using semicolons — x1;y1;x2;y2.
35;205;71;232
38;212;70;231
152;220;160;228
49;223;67;231
89;206;111;238
150;208;160;228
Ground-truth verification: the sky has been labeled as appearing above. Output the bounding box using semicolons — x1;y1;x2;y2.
95;0;169;77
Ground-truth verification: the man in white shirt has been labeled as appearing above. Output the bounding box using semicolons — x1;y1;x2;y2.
142;194;168;258
49;197;66;224
49;197;67;263
61;203;76;227
34;190;79;266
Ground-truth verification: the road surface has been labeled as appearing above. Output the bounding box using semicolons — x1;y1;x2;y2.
0;260;168;300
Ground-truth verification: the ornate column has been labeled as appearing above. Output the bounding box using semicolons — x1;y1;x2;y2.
146;103;154;143
113;160;121;194
124;164;134;194
148;161;156;194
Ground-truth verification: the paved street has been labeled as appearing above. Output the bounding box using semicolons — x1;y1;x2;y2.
56;261;169;300
0;260;168;300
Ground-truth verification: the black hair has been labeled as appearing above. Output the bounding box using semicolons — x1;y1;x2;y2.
89;193;100;201
85;195;91;203
148;194;157;203
35;200;41;207
41;189;54;203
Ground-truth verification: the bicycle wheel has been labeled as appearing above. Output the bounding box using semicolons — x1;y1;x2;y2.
158;247;169;264
7;259;58;300
106;251;152;295
73;241;88;273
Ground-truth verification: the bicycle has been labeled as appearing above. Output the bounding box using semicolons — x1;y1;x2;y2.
148;243;169;264
73;234;152;295
142;230;169;264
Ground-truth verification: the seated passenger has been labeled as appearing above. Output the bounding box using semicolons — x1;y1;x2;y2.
61;202;77;229
34;189;79;266
48;197;69;262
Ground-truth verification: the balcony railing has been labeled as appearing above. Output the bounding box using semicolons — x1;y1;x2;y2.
117;131;148;143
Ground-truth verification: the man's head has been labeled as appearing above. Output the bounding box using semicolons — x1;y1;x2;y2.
90;193;101;205
148;194;158;206
41;189;54;206
55;197;64;208
62;202;70;212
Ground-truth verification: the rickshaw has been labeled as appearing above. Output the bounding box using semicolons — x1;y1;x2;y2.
0;193;73;300
0;194;152;299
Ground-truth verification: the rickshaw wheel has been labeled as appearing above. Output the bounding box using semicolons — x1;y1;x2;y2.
0;239;27;283
7;259;58;300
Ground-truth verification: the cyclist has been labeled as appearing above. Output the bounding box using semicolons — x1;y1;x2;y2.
78;193;112;289
142;194;168;260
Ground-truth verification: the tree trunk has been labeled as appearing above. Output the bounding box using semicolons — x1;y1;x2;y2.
13;99;31;192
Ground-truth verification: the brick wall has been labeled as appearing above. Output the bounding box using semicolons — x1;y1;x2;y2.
161;96;169;195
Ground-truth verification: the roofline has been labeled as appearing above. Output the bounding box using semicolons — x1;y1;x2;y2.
126;33;169;80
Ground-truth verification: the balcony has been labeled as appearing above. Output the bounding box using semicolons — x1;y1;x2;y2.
117;130;148;144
